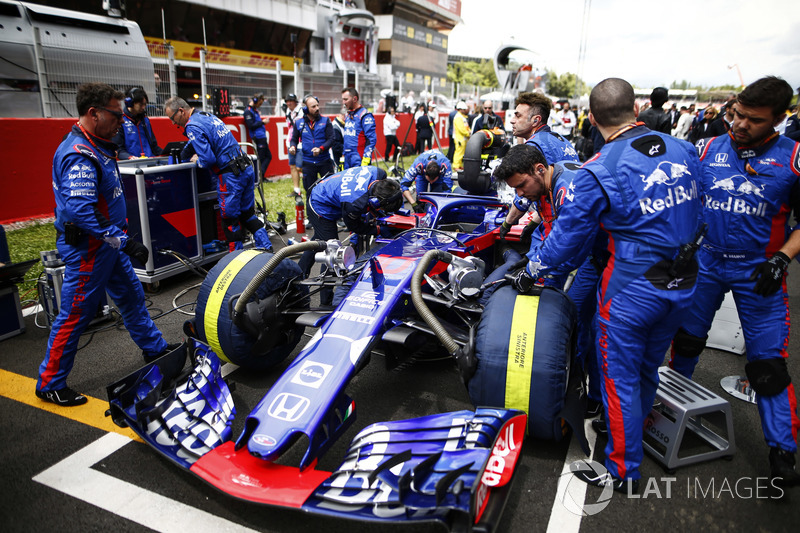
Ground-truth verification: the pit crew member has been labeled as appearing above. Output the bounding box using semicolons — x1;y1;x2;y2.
112;87;162;159
37;83;175;407
243;92;272;179
669;76;800;486
499;78;702;492
289;95;334;193
342;87;377;169
165;97;272;252
400;149;453;212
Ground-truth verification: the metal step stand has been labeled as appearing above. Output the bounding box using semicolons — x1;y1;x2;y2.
643;367;735;473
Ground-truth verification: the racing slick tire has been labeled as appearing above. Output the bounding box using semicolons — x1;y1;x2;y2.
195;249;307;370
470;285;577;441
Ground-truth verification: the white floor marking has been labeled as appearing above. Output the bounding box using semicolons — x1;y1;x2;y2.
33;432;259;533
546;419;598;532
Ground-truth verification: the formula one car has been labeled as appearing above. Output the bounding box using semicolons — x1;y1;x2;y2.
107;141;587;532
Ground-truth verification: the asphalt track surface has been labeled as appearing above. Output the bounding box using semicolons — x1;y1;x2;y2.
2;230;799;533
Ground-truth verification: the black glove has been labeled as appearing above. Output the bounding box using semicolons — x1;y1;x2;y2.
498;221;512;239
511;267;535;294
520;221;538;241
412;202;426;214
750;251;790;296
123;239;150;264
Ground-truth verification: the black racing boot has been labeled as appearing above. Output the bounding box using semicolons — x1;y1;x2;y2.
770;447;800;487
35;386;88;407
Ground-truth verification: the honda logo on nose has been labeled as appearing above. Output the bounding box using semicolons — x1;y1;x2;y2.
267;393;310;422
715;153;728;163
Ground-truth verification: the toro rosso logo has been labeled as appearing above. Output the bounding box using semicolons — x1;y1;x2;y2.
251;434;277;447
641;160;692;190
710;175;765;197
290;360;333;389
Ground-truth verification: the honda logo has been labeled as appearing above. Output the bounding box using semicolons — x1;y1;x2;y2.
267;393;310;422
715;153;728;164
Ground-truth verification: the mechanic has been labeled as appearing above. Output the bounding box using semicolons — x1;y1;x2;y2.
668;76;800;486
284;94;304;198
400;149;453;212
298;166;402;304
112;87;162;159
243;92;272;180
165;97;273;252
501;91;579;233
37;83;177;407
341;87;377;169
498;78;702;493
289;95;334;194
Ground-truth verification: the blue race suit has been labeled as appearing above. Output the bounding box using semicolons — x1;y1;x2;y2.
525;124;702;480
400;150;453;196
243;104;272;179
343;106;377;169
185;110;270;251
112;113;161;159
669;131;800;452
38;125;167;393
291;114;334;192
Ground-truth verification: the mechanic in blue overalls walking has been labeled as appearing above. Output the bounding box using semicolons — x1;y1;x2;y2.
298;166;402;305
497;78;702;493
400;149;453;213
165;97;272;253
37;83;177;407
289;95;334;194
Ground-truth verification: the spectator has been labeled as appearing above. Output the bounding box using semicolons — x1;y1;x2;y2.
471;100;502;133
243;92;272;179
552;101;577;140
638;87;671;134
331;111;346;171
673;106;692;140
284;94;303;197
38;82;178;407
707;95;736;137
383;106;401;162
415;104;434;154
668;76;800;487
446;107;458;161
400;90;415;113
689;106;717;144
112;87;162;159
785;104;800;141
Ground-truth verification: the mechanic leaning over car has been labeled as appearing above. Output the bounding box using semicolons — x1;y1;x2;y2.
298;166;402;305
400;149;453;212
243;92;272;180
36;83;179;407
289;95;335;194
112;86;162;160
668;76;800;486
165;96;273;253
341;87;377;169
497;78;702;494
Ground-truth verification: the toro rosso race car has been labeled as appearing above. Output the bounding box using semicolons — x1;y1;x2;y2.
106;136;587;532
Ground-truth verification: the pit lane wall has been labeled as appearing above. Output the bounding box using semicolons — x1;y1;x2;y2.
0;112;463;224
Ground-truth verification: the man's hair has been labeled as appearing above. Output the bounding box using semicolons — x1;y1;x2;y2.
164;96;190;113
650;87;669;108
738;76;793;118
372;177;402;212
342;87;359;100
515;92;552;122
76;82;124;116
493;144;547;183
589;78;636;127
425;160;440;178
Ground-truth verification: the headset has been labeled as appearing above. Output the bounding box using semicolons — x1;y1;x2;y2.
252;92;264;105
302;95;318;115
367;180;403;211
125;87;147;108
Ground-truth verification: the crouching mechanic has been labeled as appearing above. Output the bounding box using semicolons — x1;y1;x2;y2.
669;76;800;486
298;166;402;304
37;83;177;407
165;97;272;252
400;149;453;212
501;78;702;492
